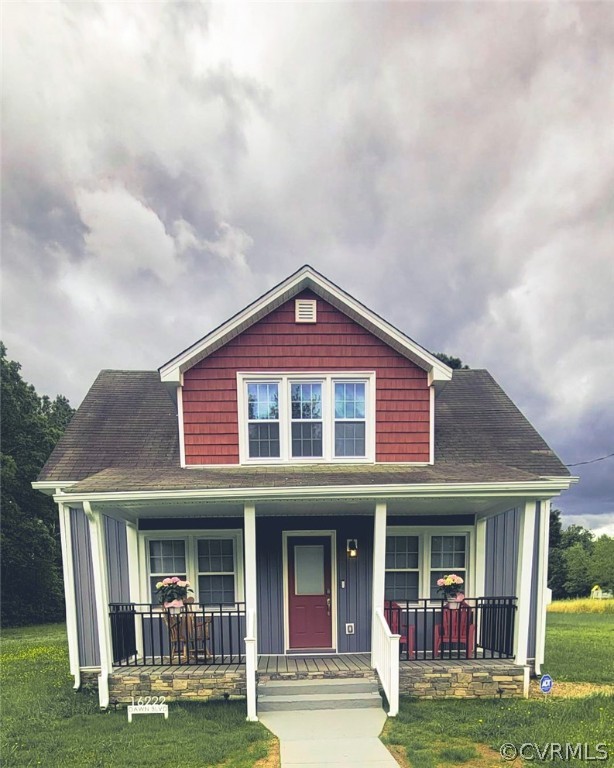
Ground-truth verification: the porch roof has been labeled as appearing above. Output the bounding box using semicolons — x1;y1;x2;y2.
65;460;542;495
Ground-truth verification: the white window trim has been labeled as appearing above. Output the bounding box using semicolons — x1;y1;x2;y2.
237;371;376;465
385;525;475;603
139;529;244;608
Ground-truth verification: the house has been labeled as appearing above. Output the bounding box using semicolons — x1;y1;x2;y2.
34;265;575;718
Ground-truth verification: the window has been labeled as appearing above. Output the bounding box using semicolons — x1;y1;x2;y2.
385;536;419;601
148;540;187;600
247;382;280;458
144;532;243;606
384;529;470;602
429;535;466;600
334;382;366;457
198;539;236;604
239;373;374;463
291;382;323;457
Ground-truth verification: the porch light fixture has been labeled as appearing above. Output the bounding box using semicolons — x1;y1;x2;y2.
347;539;358;559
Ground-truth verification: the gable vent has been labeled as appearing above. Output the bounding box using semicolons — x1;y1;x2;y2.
295;299;317;323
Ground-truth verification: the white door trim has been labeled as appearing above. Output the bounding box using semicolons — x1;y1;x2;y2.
282;530;337;653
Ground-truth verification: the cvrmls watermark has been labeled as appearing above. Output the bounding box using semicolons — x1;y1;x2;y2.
500;743;609;761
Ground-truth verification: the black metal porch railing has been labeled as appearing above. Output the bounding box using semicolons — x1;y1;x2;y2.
384;597;517;661
109;602;246;666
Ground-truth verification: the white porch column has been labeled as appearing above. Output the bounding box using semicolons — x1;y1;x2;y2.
84;502;113;709
474;517;487;598
371;501;387;666
534;500;551;675
58;501;81;689
243;503;258;721
125;522;143;659
514;500;537;666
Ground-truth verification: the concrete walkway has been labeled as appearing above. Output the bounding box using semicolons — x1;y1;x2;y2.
259;708;399;768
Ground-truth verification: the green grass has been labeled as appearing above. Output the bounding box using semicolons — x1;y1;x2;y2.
383;612;614;767
0;623;275;768
382;696;613;767
543;613;614;683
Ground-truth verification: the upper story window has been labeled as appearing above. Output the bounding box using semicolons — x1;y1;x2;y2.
238;372;375;463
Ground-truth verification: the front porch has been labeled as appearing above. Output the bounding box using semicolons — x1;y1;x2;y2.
106;652;528;705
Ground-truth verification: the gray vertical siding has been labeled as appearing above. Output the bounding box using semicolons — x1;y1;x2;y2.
70;508;100;667
70;509;130;667
527;504;540;662
484;507;519;596
105;517;130;603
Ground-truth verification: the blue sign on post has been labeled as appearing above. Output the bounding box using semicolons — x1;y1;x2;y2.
540;674;553;694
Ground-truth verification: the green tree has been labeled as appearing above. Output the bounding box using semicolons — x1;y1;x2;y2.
547;509;568;599
433;353;469;370
561;525;594;553
563;543;592;597
589;536;614;593
1;343;75;626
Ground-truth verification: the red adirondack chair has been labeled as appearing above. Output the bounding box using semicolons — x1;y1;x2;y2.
434;603;476;658
384;600;415;659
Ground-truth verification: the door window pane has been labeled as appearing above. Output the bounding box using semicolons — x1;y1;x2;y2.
294;545;325;595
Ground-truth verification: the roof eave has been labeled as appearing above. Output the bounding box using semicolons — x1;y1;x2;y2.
57;476;576;505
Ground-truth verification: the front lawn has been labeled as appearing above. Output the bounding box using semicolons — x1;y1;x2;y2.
543;612;614;683
383;611;614;767
0;623;277;768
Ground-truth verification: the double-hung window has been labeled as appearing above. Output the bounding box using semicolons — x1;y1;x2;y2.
384;529;471;602
429;535;467;600
291;382;323;457
239;373;374;463
247;382;280;458
145;532;243;606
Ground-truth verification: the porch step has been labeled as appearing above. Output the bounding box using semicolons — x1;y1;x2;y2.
258;676;383;712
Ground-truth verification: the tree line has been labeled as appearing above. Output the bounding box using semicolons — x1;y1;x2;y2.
1;343;74;626
548;509;614;598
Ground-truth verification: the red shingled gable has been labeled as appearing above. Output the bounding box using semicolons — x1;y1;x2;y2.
182;290;430;465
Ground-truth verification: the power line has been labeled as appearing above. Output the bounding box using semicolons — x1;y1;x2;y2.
565;452;614;468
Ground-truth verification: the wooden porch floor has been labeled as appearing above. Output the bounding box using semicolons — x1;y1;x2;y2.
258;653;373;679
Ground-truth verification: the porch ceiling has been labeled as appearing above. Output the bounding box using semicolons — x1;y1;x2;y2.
68;494;527;525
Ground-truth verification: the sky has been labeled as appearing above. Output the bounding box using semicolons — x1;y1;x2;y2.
2;2;613;534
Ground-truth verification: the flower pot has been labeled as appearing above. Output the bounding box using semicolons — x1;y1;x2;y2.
447;598;460;609
164;600;184;613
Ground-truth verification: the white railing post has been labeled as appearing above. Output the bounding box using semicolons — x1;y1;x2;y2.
126;521;144;660
373;608;400;717
245;610;258;722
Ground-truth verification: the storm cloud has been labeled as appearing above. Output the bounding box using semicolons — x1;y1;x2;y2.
2;2;613;530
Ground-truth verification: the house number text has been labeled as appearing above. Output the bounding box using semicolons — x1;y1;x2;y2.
127;696;168;722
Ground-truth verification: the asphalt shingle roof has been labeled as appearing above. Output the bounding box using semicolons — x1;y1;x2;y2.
38;368;569;492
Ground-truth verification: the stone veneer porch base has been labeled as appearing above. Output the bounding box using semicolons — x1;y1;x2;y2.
107;665;246;703
399;659;528;699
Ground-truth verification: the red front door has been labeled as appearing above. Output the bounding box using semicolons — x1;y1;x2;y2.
288;536;333;649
